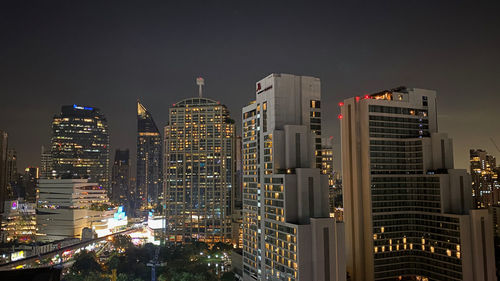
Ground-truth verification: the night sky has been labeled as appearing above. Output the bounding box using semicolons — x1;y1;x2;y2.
1;1;499;172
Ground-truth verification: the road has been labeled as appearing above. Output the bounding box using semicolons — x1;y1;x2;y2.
0;227;139;271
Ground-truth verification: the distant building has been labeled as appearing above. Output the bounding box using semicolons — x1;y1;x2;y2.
1;199;36;243
341;87;496;281
36;179;113;242
242;74;345;281
136;101;162;209
40;145;53;179
231;136;243;248
470;149;499;207
164;95;235;244
23;167;39;202
5;148;17;200
50;105;110;190
321;137;336;215
0;130;8;232
6;149;17;184
111;149;130;206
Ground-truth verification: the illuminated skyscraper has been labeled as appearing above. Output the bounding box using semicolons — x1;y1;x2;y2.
50;105;110;190
341;87;496;281
470;149;499;208
136;101;162;208
164;95;235;244
242;74;345;281
111;149;130;206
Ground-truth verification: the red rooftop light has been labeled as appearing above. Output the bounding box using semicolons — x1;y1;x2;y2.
338;114;343;120
355;96;360;102
338;101;344;107
364;95;370;99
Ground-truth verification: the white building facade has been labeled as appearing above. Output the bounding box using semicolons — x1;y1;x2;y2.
242;74;345;281
36;179;113;242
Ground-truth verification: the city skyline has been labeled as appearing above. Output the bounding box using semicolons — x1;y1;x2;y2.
1;1;500;172
2;1;500;280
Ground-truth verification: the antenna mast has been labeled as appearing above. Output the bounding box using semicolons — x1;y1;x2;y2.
196;77;204;97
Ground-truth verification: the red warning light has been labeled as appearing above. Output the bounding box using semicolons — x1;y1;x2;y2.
364;95;370;99
338;114;343;120
355;96;360;102
338;101;344;107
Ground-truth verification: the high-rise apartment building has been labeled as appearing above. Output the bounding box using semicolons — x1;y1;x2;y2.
341;87;496;281
242;74;345;281
470;149;499;208
164;96;235;244
137;101;162;208
50;105;110;190
111;149;130;206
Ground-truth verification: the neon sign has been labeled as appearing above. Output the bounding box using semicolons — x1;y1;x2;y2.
73;104;94;110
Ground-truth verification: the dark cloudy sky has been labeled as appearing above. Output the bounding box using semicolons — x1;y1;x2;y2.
1;0;499;172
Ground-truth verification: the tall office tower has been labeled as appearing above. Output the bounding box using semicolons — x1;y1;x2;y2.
40;145;53;179
321;137;336;215
242;74;345;281
164;95;235;244
6;149;17;184
23;167;39;202
0;131;8;230
137;101;162;209
341;87;496;281
470;149;499;208
5;148;17;200
51;105;110;190
111;149;130;206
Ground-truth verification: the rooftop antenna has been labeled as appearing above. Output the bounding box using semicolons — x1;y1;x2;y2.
196;77;204;97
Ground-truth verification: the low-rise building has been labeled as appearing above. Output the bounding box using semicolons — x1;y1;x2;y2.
36;179;115;242
0;200;36;243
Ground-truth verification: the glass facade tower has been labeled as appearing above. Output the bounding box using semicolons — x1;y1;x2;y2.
50;105;110;190
137;101;162;209
111;149;130;206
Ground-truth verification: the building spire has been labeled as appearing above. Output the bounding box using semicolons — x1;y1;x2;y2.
196;77;204;97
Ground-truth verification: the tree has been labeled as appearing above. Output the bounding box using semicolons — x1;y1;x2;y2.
221;272;235;281
170;272;206;281
112;234;133;250
211;242;232;253
71;250;102;274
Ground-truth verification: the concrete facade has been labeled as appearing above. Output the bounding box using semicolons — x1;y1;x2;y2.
341;87;497;281
242;74;345;281
36;179;111;242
